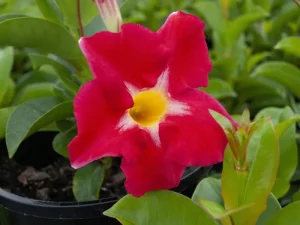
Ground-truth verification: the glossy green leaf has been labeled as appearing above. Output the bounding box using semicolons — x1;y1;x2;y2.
225;7;268;45
57;0;98;29
246;52;270;72
275;36;300;58
53;127;77;158
0;17;81;59
0;14;26;23
192;177;223;206
292;191;300;201
199;198;254;225
194;1;226;34
201;79;236;100
266;201;300;225
53;81;75;100
29;53;80;93
209;110;236;135
1;78;15;107
221;146;239;210
269;2;300;43
104;190;218;225
255;107;298;197
12;82;55;105
276;107;298;180
236;120;278;224
272;178;290;199
73;162;105;201
56;119;76;132
34;0;62;23
16;71;57;90
235;77;287;102
197;199;228;220
0;47;14;106
0;107;16;139
6;97;73;158
251;61;300;98
252;0;272;12
256;194;282;225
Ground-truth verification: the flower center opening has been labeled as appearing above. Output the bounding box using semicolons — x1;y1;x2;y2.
129;90;168;127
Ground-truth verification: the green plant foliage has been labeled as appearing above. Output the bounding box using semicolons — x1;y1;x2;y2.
6;97;73;157
266;201;300;225
0;17;81;59
73;162;105;201
104;190;218;225
255;107;298;198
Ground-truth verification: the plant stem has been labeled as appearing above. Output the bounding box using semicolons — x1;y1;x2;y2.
294;0;300;8
77;0;84;37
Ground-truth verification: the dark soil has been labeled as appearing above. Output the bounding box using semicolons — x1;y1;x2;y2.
0;154;127;202
0;132;126;202
0;156;76;201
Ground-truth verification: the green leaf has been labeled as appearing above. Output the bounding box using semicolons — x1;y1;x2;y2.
292;191;300;201
192;177;223;206
272;178;290;199
0;17;81;59
53;127;77;158
222;120;279;225
255;107;298;197
221;146;240;210
275;36;300;58
34;0;62;23
57;0;98;29
0;14;26;23
73;162;105;201
269;2;300;43
28;53;80;93
16;70;57;91
251;61;300;98
244;120;279;205
266;201;300;225
252;0;273;12
276;107;298;180
256;193;282;225
225;7;268;45
0;107;16;139
104;190;218;225
12;82;55;105
194;1;226;34
246;52;270;72
197;199;228;220
0;47;14;106
1;77;15;107
235;77;287;102
6;97;73;158
201;79;236;100
209;110;235;133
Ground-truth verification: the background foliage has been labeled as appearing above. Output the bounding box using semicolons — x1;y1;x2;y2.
0;0;300;224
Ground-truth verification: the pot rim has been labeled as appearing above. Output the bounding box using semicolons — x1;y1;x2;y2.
0;166;202;219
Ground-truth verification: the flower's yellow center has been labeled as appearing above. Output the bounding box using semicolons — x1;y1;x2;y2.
129;90;168;127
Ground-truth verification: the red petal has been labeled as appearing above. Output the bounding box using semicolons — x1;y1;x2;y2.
121;130;185;197
79;24;170;89
160;89;236;166
157;11;212;94
68;78;136;168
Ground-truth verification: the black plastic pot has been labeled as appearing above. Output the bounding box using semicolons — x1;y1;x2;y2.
0;167;204;225
0;132;207;225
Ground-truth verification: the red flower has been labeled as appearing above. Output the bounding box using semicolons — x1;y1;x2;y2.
68;11;235;197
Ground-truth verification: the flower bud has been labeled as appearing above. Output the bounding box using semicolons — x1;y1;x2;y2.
94;0;122;32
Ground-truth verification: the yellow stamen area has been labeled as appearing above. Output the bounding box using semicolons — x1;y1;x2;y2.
129;90;168;127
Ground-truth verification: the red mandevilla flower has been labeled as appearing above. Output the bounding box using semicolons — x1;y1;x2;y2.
68;11;236;197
